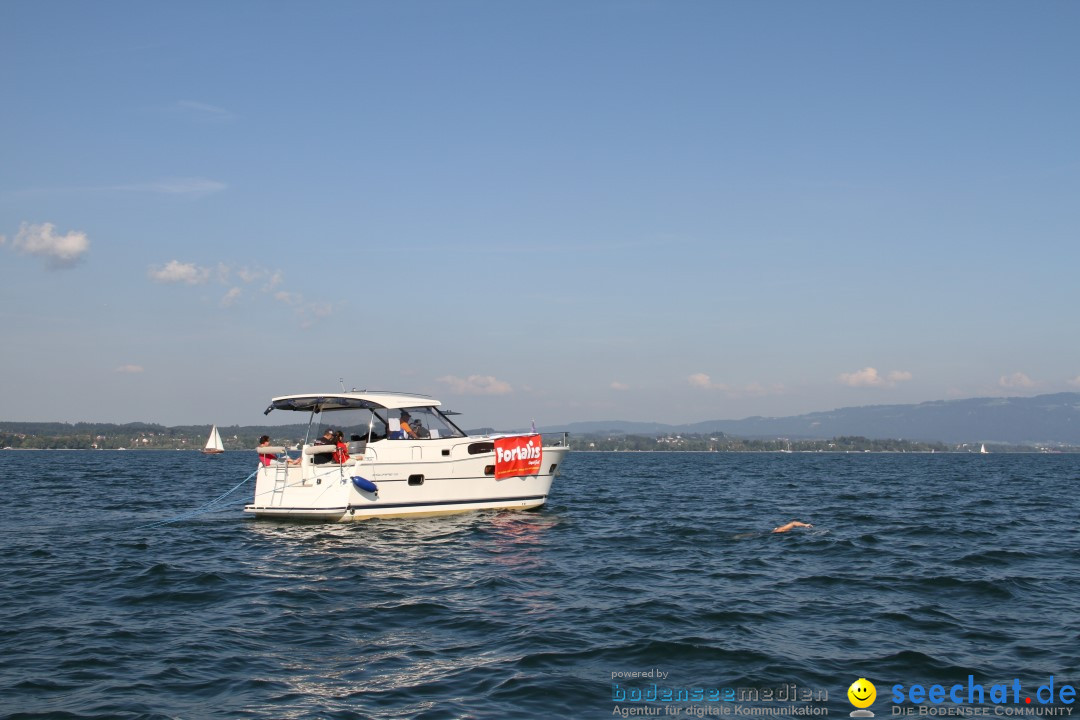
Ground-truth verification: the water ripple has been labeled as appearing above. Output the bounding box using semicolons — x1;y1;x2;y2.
0;451;1078;718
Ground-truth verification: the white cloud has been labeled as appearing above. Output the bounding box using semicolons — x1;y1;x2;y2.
11;222;90;268
174;100;235;122
146;257;331;326
148;260;211;285
610;381;629;391
688;373;727;391
149;261;290;295
437;375;513;395
999;372;1035;389
221;287;242;306
274;290;303;306
839;367;913;388
115;364;144;374
298;302;333;328
0;233;6;246
113;177;227;196
742;382;786;397
237;266;273;284
839;367;885;387
237;266;285;291
270;290;333;326
236;267;260;283
1068;376;1080;388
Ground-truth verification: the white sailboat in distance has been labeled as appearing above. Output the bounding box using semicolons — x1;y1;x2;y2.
202;425;225;455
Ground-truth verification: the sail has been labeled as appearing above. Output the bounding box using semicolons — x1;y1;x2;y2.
205;425;225;452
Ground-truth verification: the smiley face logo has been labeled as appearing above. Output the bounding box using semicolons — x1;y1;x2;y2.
848;678;876;709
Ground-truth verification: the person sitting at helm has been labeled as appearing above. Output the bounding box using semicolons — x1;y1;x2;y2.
398;411;419;439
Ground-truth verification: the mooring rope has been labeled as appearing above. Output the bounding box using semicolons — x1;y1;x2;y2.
134;460;360;531
134;468;260;530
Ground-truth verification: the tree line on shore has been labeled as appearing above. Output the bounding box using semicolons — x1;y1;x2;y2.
0;421;309;451
1;421;1071;453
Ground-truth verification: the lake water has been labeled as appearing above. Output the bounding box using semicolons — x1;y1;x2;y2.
1;451;1078;719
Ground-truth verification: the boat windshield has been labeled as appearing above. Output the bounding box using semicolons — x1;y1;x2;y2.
389;406;466;439
313;406;466;442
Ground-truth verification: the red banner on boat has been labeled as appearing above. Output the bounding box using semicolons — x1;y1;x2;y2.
494;434;543;479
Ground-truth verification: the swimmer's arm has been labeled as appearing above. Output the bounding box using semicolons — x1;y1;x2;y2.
772;521;813;533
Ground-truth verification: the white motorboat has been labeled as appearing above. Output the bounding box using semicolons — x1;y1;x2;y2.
244;391;569;521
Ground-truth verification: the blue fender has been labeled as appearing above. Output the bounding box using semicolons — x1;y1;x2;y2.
351;476;378;494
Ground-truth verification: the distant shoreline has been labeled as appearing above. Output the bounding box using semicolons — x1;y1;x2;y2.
3;447;1076;454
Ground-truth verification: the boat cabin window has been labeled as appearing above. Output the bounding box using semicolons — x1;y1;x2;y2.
312;408;387;444
389;406;465;440
312;406;465;443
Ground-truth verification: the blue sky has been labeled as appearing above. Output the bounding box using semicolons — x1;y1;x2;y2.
2;1;1078;429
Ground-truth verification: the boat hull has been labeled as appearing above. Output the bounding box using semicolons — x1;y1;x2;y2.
243;444;567;522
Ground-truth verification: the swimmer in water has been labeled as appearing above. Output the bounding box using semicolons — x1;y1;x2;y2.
772;520;813;534
732;520;814;540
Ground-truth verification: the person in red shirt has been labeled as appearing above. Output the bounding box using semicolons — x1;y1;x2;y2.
258;435;300;466
331;430;350;464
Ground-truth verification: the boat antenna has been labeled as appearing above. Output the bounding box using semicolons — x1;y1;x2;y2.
339;377;346;392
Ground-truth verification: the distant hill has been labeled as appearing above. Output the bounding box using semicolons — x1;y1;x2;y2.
551;393;1080;445
0;421;312;450
5;393;1080;448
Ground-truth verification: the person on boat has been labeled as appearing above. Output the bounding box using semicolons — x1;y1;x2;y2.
331;430;350;464
398;411;419;439
772;520;813;534
312;428;336;465
258;435;300;466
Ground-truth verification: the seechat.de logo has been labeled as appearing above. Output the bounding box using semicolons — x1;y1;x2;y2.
849;678;877;717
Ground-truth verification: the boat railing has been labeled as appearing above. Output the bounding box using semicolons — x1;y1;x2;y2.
255;444;335;468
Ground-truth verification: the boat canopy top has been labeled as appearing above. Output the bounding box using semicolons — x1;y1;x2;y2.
265;392;441;415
